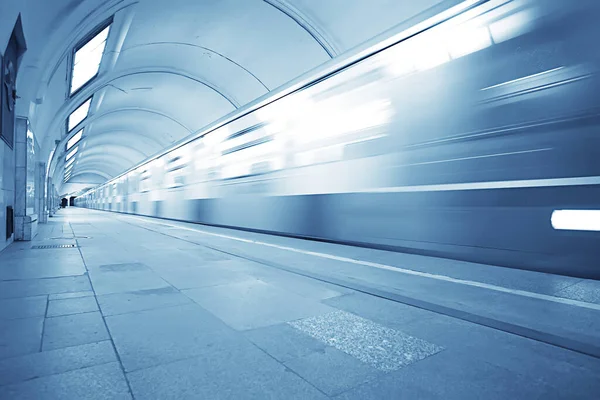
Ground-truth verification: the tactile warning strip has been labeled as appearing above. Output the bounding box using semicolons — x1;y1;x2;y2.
31;244;77;249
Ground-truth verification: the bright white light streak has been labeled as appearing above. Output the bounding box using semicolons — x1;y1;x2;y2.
151;157;165;170
66;146;79;161
445;22;492;59
383;43;416;77
67;129;83;150
412;34;452;70
68;99;91;131
489;10;534;44
551;210;600;232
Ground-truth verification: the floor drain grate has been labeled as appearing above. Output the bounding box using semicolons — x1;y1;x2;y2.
31;244;77;249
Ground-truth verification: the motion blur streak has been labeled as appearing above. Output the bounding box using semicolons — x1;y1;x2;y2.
551;210;600;232
76;0;600;279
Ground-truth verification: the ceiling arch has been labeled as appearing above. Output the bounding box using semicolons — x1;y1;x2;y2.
79;142;148;161
262;0;340;58
70;162;125;176
103;68;241;108
9;0;467;194
69;171;112;182
81;130;165;157
121;42;269;91
68;156;134;177
71;107;192;140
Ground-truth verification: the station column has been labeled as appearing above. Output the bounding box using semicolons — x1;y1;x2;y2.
14;117;38;240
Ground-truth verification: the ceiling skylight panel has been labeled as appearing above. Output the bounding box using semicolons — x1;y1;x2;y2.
66;146;79;161
67;129;83;150
68;98;91;131
70;25;111;94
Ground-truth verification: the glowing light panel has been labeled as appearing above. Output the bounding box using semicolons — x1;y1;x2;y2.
71;25;111;94
68;99;91;131
67;129;83;150
551;210;600;232
66;146;79;161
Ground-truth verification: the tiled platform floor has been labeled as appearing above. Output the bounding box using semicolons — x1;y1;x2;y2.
1;208;599;399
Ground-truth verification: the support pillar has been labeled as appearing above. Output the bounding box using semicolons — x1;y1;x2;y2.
48;180;57;217
37;162;47;223
14;118;37;240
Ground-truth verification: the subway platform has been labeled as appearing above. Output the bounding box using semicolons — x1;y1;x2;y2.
1;208;600;399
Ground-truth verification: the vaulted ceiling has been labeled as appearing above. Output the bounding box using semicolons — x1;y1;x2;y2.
0;0;462;195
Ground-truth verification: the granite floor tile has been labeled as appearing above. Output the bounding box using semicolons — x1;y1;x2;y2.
88;263;171;295
97;286;191;316
243;323;327;363
289;310;443;372
152;264;254;290
48;290;95;300
0;317;43;359
0;340;117;386
105;303;239;372
183;279;335;331
127;340;329;400
47;295;99;317
0;295;47;320
43;311;110;351
0;362;131;399
0;275;91;299
284;346;384;397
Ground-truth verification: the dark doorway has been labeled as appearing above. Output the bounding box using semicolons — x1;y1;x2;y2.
6;206;13;239
69;197;76;206
61;198;68;208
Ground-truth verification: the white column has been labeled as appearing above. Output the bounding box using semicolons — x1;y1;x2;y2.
37;162;47;223
14;118;27;240
48;179;55;217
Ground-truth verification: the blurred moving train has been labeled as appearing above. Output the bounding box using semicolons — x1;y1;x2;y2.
75;0;600;279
